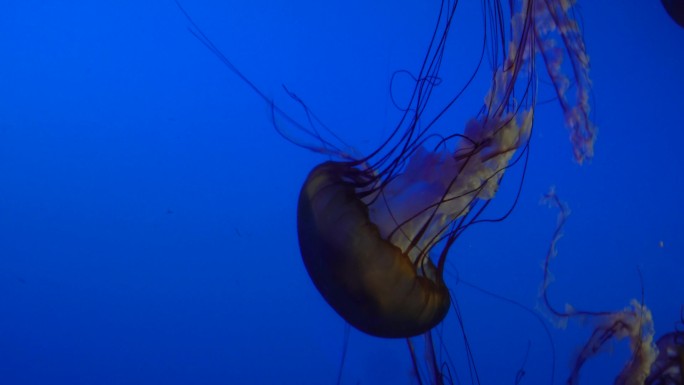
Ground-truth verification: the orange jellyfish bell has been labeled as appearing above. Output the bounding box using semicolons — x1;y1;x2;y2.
297;161;451;338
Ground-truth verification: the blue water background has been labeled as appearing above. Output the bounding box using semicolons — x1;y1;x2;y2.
1;1;683;384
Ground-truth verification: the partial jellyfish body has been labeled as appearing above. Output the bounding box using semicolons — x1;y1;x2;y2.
541;191;684;385
662;0;684;27
297;0;594;339
646;330;684;384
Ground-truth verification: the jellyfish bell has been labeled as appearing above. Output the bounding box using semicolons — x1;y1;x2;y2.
662;0;684;28
297;161;451;338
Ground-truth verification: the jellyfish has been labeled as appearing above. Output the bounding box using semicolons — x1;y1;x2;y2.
645;328;684;384
541;190;684;385
298;0;595;339
539;300;684;385
662;0;684;28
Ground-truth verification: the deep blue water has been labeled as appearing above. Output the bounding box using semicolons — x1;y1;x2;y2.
1;1;683;384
